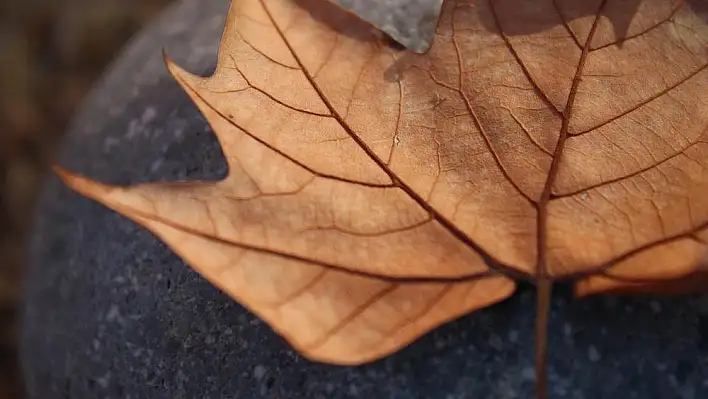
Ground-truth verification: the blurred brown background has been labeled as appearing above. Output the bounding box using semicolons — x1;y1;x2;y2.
0;0;174;396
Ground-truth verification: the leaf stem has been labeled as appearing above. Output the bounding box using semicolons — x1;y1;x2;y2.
535;278;553;399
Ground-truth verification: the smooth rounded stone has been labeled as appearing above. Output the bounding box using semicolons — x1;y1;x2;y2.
21;0;708;398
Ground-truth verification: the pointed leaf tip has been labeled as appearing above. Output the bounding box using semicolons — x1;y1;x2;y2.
53;165;113;200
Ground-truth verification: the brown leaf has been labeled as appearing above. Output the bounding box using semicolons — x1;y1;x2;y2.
54;0;708;395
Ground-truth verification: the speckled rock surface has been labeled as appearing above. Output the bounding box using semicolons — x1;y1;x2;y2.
21;0;708;398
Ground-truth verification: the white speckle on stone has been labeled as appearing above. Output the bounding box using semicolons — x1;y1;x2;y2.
97;372;111;388
493;378;518;399
348;384;359;396
563;323;573;337
173;127;185;139
141;107;157;124
105;304;122;323
253;365;267;380
126;119;140;139
176;370;187;383
150;159;164;172
211;15;225;28
588;345;601;362
103;137;120;153
553;385;569;397
508;330;519;343
669;374;678;386
489;334;503;350
92;339;101;350
650;300;662;313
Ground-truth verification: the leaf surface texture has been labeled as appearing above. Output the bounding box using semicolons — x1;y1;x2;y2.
56;0;708;365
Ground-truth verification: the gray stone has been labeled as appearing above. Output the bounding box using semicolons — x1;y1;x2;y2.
20;0;708;398
336;0;441;52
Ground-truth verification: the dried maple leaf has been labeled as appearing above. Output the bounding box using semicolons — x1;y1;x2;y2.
54;0;708;397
